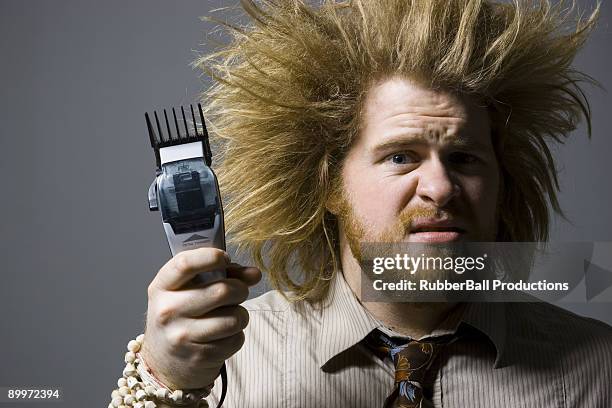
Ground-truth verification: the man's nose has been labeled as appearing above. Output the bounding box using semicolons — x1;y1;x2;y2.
415;157;460;208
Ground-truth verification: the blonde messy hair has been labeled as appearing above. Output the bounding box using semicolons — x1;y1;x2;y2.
195;0;599;302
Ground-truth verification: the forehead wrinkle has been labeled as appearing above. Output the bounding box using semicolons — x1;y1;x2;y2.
370;121;490;155
360;77;490;153
373;111;466;147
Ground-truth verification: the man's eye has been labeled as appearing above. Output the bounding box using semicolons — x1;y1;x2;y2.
389;153;416;165
449;152;479;164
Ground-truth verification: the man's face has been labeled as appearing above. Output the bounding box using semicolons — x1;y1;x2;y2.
336;76;500;251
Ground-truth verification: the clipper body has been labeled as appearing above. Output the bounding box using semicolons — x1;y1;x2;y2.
146;105;226;284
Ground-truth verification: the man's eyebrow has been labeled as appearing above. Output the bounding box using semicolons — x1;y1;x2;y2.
370;134;490;154
371;135;429;154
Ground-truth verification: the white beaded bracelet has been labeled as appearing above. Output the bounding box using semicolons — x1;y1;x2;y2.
108;333;211;408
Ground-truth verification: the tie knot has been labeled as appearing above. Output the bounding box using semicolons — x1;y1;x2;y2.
363;330;450;384
363;329;458;408
391;341;441;384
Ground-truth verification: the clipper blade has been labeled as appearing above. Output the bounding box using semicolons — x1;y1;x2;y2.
145;104;212;169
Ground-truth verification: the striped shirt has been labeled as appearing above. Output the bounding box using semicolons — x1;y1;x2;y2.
205;271;612;407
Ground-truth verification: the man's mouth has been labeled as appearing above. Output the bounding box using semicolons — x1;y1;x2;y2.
408;220;466;243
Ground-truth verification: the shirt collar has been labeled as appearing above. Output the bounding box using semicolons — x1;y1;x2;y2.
459;301;509;368
316;271;380;370
315;271;510;370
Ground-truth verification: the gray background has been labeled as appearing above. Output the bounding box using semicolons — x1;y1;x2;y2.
0;1;610;406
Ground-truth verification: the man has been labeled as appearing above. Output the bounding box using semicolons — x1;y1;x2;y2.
119;1;612;407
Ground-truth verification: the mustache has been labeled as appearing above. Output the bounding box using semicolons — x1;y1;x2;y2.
378;206;446;242
398;206;443;227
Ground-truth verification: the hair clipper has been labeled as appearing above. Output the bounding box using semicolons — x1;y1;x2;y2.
145;104;226;285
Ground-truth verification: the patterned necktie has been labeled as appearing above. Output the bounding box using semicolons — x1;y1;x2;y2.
364;329;451;408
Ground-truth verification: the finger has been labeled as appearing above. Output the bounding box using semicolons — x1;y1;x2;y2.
186;305;249;342
225;264;262;287
195;331;246;364
168;278;250;318
153;248;231;291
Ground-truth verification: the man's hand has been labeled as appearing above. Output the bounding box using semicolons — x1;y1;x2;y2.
141;248;262;390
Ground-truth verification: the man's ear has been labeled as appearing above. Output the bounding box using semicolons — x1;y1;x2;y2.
325;197;339;216
325;175;344;216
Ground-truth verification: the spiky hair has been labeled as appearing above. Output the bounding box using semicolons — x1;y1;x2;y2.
195;0;599;302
